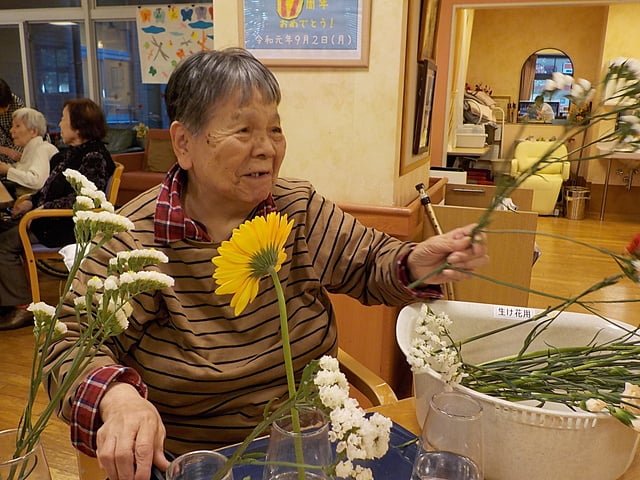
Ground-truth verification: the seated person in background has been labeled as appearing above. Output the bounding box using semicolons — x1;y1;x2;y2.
0;98;115;330
0;78;26;164
527;95;555;123
0;107;58;198
45;48;489;480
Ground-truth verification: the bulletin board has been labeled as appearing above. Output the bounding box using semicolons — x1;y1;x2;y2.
136;4;214;84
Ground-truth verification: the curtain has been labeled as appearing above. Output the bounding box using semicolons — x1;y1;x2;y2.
446;8;475;150
519;54;537;101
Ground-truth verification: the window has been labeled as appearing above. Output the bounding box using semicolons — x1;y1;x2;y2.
28;22;89;131
0;26;24;100
0;0;79;8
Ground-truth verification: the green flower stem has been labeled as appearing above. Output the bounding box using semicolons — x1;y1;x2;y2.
269;268;304;480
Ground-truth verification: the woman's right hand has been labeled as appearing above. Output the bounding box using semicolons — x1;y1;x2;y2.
11;199;33;218
97;383;171;480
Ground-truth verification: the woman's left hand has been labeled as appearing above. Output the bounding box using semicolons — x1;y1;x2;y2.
407;224;489;285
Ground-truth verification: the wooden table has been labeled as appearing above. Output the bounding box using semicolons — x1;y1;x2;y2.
369;397;640;480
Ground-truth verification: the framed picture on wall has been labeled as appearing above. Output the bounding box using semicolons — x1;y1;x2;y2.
418;0;440;60
241;0;371;67
413;60;437;155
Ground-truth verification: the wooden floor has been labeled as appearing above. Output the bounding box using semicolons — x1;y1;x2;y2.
0;212;638;480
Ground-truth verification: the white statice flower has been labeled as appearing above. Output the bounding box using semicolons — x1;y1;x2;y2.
74;195;95;211
544;72;573;93
335;460;354;478
312;355;391;478
570;78;594;105
622;382;640;415
73;296;87;311
28;302;56;319
103;275;119;291
54;321;68;337
74;210;135;233
407;305;465;384
87;276;103;292
585;398;607;413
63;169;97;192
116;249;170;272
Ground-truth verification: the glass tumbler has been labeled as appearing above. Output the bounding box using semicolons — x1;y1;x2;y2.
412;391;484;480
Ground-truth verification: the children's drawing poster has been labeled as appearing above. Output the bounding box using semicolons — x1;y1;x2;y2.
136;4;214;84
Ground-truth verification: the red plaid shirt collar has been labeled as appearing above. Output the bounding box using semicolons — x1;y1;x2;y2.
154;164;278;244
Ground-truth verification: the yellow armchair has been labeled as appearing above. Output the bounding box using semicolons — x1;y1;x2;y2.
510;141;570;215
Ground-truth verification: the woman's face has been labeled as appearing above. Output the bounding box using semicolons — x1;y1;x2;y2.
59;106;82;146
178;89;286;212
10;117;39;148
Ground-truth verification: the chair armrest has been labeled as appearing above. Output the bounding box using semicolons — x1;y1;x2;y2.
337;348;398;407
18;208;74;249
561;161;571;180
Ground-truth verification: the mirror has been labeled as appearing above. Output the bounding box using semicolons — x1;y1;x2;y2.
518;48;573;122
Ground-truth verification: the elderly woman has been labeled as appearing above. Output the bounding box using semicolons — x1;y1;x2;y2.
0;98;115;329
0;107;57;198
46;49;488;480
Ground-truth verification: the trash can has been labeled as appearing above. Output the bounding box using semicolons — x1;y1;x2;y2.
564;186;590;220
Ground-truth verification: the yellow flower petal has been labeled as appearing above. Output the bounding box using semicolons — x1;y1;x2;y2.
212;212;294;315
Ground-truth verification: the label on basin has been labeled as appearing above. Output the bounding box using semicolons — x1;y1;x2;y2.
493;305;535;320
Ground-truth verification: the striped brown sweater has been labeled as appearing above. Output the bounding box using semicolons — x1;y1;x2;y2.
47;178;417;454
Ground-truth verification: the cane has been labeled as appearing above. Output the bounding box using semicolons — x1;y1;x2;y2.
415;183;455;301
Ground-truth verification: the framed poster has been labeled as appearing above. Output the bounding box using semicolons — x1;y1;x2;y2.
241;0;371;67
418;0;440;60
413;60;437;155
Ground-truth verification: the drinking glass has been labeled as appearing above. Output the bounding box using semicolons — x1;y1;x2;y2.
412;391;483;480
166;450;233;480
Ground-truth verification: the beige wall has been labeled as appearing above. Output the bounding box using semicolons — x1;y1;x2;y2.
466;6;607;104
213;1;426;208
590;3;640;186
214;0;640;208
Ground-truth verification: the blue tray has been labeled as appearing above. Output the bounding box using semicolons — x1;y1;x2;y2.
217;421;418;479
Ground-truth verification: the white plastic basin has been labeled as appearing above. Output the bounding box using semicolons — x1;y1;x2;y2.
396;300;640;480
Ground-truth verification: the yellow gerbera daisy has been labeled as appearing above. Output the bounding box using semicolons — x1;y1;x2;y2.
213;212;294;315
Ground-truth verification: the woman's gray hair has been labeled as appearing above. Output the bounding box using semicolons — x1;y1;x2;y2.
164;48;281;134
12;107;48;137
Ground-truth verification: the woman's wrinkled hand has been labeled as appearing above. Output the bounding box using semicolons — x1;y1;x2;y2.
407;224;489;286
97;383;170;480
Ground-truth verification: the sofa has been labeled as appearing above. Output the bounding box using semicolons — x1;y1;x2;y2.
110;129;176;206
510;140;570;215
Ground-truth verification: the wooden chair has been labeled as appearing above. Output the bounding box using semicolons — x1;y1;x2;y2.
17;162;124;303
76;347;398;480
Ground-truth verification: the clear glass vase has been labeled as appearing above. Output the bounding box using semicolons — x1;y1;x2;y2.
0;429;51;480
262;406;332;480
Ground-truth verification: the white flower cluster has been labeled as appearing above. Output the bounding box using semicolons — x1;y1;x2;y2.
28;302;67;340
543;58;640;151
72;260;173;333
314;355;392;480
407;304;466;385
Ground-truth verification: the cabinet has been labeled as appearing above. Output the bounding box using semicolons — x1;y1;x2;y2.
428;183;537;307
